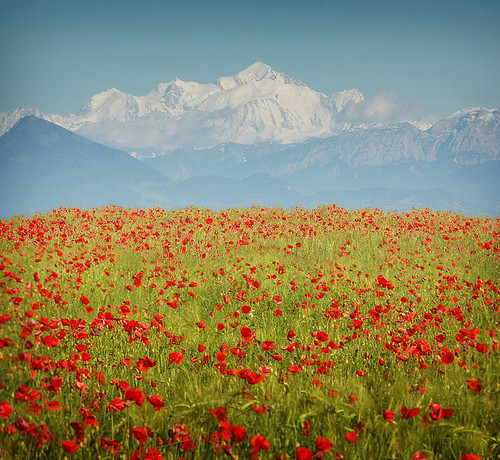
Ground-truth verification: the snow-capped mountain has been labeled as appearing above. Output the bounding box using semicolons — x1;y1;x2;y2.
428;107;500;164
0;63;498;166
0;63;366;153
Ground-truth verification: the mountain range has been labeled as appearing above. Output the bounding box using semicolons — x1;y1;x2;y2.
0;62;408;154
0;63;499;218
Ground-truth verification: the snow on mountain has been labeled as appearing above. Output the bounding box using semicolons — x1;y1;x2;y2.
77;88;141;122
0;63;498;164
0;106;46;135
428;107;500;164
0;63;366;152
327;89;365;113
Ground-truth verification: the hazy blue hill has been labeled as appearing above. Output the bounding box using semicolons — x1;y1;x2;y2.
0;116;171;218
143;136;500;216
155;173;304;209
142;142;283;181
1;116;498;219
304;187;496;217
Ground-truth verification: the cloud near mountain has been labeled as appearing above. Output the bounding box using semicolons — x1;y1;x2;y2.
338;91;419;124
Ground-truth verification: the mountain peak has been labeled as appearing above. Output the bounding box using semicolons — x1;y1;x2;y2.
235;62;273;82
78;87;138;121
3;114;85;145
216;62;303;92
7;114;50;132
15;114;41;126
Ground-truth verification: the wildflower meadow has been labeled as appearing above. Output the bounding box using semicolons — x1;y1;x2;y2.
0;205;498;459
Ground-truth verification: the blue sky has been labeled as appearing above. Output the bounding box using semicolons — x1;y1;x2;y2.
1;0;499;120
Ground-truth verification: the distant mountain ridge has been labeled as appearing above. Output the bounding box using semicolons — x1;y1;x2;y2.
141;106;499;183
1;115;498;218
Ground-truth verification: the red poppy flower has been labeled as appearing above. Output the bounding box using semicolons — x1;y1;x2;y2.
296;447;313;460
441;348;454;365
401;406;420;418
261;341;275;351
124;388;146;408
238;369;264;385
94;371;105;385
45;400;62;412
476;343;489;354
376;275;394;289
132;426;153;443
80;295;90;305
2;423;16;436
251;435;270;456
135;356;157;373
232;425;246;443
442;409;454;418
168;351;184;365
460;455;481;460
0;401;13;419
100;438;122;455
80;407;99;427
231;347;245;358
384;410;396;422
314;331;329;342
241;326;255;343
315;436;332;453
466;378;483;393
148;395;165;411
70;422;86;442
62;440;79;454
106;397;133;412
144;448;164;459
345;431;358;443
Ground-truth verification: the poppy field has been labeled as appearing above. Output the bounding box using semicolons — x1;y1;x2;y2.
0;205;498;459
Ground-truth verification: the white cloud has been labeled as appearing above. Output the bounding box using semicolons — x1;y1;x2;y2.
339;91;418;124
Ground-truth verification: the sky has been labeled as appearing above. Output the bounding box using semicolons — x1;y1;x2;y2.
1;0;499;121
